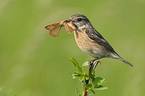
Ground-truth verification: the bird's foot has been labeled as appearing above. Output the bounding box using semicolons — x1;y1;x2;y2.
88;59;99;69
93;60;99;69
88;60;94;68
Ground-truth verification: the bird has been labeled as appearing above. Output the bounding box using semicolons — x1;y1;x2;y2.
64;14;133;67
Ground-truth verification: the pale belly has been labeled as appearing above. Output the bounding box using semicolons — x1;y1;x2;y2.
74;31;108;58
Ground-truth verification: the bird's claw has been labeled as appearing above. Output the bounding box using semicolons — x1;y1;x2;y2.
88;59;99;69
88;60;94;68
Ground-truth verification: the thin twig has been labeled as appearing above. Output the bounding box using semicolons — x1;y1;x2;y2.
84;65;93;96
84;80;89;96
84;60;99;96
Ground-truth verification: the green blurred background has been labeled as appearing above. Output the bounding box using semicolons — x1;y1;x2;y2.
0;0;145;96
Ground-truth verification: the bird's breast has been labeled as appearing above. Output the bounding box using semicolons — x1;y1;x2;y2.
74;30;108;58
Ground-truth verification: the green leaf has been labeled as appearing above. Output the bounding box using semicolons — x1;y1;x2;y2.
84;74;89;80
82;80;86;91
94;85;103;88
76;88;81;96
92;77;105;87
90;89;95;94
82;61;89;67
70;58;79;67
87;92;92;95
70;58;108;95
94;86;108;90
72;72;83;79
90;71;95;80
70;58;82;73
86;84;92;89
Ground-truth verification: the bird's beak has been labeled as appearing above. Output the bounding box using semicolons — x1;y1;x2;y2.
64;19;71;22
64;19;77;30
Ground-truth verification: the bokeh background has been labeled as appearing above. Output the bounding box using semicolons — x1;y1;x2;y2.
0;0;145;96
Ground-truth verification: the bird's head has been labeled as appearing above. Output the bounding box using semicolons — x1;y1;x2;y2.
64;14;91;30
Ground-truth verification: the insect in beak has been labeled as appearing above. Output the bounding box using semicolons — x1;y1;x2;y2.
45;21;64;37
45;19;74;37
63;19;74;34
64;19;77;30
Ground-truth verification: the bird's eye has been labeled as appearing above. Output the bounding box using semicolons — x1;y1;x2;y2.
77;18;82;21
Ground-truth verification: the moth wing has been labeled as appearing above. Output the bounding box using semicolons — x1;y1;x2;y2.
49;26;62;37
63;23;74;34
45;22;62;37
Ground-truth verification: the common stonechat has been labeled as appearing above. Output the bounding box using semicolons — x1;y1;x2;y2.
45;14;133;67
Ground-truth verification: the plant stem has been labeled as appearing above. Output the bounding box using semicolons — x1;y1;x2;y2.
84;65;93;96
84;80;88;96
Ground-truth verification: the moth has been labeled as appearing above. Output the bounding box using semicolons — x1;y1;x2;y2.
45;20;76;37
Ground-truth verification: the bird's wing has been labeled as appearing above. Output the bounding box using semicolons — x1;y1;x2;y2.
86;28;115;52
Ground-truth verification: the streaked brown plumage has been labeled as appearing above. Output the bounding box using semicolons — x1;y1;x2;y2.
66;14;133;67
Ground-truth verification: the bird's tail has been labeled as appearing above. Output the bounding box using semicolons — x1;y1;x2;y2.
118;57;133;67
110;52;134;67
